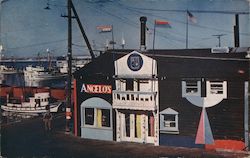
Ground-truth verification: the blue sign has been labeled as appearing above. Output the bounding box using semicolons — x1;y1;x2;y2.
127;53;143;71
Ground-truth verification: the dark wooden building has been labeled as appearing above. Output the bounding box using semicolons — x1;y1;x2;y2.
74;47;249;151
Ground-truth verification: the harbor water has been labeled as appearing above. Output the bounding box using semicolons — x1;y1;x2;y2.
0;61;67;124
0;61;67;88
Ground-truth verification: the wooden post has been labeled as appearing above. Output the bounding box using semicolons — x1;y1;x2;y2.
66;0;72;133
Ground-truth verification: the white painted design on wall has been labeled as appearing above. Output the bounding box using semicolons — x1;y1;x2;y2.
182;80;227;107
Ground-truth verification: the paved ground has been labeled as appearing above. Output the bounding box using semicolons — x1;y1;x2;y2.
1;114;249;158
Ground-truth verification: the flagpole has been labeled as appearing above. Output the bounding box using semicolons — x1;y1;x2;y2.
186;10;189;49
153;20;156;50
111;25;114;49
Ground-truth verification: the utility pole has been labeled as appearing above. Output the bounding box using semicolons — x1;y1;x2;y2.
45;0;95;134
212;34;226;47
65;0;72;133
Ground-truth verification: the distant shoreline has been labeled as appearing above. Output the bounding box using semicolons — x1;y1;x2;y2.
0;59;56;63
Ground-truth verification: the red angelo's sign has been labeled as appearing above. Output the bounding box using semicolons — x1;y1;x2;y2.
80;84;112;94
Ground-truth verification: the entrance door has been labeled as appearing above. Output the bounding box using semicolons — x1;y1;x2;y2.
121;113;143;143
119;112;156;144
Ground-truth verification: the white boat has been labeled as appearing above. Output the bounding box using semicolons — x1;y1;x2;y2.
0;65;17;74
1;92;62;113
23;65;66;81
56;56;91;74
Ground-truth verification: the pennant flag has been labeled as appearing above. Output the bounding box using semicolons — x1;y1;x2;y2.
96;25;112;32
155;20;171;28
187;11;197;23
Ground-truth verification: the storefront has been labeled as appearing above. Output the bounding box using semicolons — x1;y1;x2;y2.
113;51;159;145
80;97;113;141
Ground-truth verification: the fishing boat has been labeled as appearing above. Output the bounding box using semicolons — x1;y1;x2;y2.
23;65;66;81
1;92;62;113
0;65;17;74
56;56;91;74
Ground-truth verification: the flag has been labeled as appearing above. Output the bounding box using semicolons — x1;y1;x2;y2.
187;11;197;23
155;20;171;28
96;25;112;32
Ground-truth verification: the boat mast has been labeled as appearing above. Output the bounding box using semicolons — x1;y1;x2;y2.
47;48;52;71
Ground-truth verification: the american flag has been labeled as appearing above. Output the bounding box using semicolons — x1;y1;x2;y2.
187;11;197;23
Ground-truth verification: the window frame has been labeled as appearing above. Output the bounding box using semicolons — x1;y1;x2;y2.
160;108;179;134
84;108;95;126
182;80;201;97
83;107;112;129
182;79;227;97
208;81;225;95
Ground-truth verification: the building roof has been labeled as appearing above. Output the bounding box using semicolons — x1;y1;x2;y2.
74;48;249;80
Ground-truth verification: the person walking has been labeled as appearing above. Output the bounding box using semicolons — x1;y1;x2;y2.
43;105;52;132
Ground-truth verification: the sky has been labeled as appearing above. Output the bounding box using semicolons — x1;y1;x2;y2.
0;0;249;57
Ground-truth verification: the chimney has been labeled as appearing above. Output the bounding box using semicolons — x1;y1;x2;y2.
234;14;240;47
140;16;147;51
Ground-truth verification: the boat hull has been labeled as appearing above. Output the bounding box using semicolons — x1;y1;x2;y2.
1;102;62;113
0;71;17;74
24;74;66;81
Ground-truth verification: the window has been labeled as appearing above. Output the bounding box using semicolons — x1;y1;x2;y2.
84;108;111;128
183;80;227;97
182;80;201;97
163;115;176;128
85;108;94;125
210;81;224;94
186;81;198;93
101;109;110;127
160;108;179;134
126;79;134;91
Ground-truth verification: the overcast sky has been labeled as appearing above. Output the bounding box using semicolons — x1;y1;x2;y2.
0;0;249;57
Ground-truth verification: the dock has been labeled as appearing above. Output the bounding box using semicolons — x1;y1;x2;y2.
1;113;249;158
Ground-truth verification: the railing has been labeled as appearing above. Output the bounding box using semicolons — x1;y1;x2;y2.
112;90;157;110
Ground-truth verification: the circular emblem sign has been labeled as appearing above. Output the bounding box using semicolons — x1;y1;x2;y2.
127;53;143;71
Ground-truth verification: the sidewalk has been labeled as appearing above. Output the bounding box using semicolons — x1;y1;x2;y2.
1;114;249;158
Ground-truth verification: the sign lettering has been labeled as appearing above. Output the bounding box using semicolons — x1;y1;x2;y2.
81;84;112;94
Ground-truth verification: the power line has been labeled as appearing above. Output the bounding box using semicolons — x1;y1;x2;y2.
121;5;250;15
91;3;187;48
116;2;250;37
